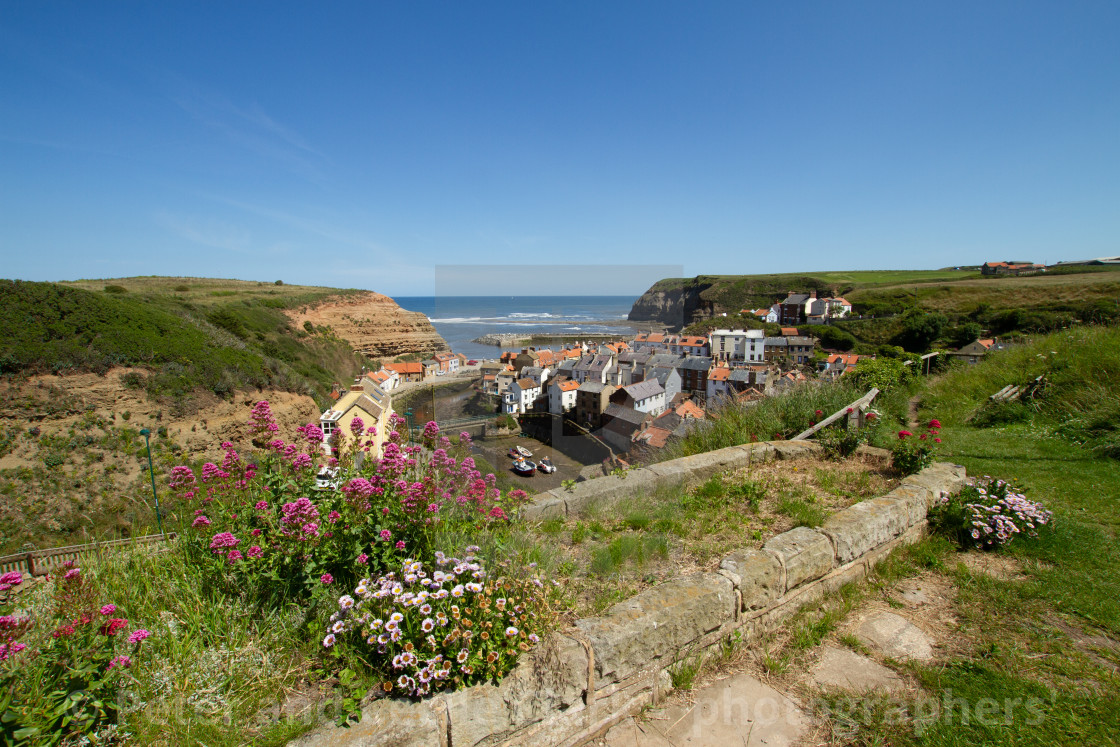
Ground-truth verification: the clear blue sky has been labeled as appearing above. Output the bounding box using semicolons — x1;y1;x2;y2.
2;1;1117;296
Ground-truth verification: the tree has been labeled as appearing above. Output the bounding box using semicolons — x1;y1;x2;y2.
892;310;947;352
949;322;983;349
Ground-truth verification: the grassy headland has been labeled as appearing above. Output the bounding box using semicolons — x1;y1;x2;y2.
2;278;377;410
639;267;1120;352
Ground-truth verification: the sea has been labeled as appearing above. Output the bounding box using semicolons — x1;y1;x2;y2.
392;296;639;360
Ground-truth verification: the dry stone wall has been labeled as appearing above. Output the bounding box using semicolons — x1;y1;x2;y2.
291;445;967;747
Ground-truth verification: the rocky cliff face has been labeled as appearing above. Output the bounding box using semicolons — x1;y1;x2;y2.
627;281;717;329
286;292;449;359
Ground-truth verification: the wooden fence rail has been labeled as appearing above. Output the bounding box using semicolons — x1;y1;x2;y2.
0;533;176;578
792;388;880;441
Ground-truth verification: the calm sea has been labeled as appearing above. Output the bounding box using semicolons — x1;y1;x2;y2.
392;296;638;360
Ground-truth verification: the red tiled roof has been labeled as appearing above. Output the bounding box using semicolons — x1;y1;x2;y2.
386;362;422;374
675;400;705;419
638;426;672;448
707;366;731;381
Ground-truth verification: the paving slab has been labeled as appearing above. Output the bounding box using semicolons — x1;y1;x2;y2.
895;581;932;607
604;672;808;746
854;611;934;662
808;645;906;693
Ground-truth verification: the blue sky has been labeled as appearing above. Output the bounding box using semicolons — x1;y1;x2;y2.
2;1;1118;296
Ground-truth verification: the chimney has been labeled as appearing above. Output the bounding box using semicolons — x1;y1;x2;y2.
330;383;341;401
809;290;817;299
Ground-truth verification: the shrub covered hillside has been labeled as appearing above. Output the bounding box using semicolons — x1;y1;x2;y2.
0;279;376;408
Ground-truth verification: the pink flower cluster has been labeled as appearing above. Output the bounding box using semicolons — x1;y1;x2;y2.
248;400;281;436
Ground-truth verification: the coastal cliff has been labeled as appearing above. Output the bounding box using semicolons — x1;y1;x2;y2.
628;274;837;328
627;279;717;329
287;291;449;359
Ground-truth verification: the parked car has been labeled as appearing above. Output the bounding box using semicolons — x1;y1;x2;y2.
314;466;340;491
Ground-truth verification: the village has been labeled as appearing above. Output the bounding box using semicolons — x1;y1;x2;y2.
315;289;1009;468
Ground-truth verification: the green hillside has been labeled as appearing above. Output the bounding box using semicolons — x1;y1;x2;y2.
0;278;377;410
669;267;1120;353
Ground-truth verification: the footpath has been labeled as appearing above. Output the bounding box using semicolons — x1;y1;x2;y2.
594;555;983;746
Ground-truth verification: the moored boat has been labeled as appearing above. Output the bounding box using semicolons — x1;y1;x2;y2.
511;458;536;475
537;457;556;474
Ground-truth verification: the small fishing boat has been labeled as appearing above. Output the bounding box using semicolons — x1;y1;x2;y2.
511;458;536;475
537;457;556;474
509;445;533;459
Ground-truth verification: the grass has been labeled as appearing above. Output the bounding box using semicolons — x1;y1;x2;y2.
467;454;894;619
10;544;319;746
659;380;900;461
808;325;1120;745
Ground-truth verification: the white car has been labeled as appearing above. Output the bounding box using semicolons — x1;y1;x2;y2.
314;466;340;490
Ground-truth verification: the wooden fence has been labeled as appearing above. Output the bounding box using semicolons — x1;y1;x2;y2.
0;533;176;578
792;388;880;441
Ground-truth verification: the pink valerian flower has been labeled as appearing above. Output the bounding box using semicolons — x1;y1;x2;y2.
248;401;280;436
128;629;151;644
63;568;81;580
255;500;269;510
327;511;341;523
247;545;264;559
928;419;942;429
379;529;392;541
52;624;76;639
349;416;365;435
107;654;132;670
169;465;196;490
100;604;117;616
320;573;334;585
250;528;262;537
0;571;22;591
209;532;240;553
291;453;313;471
395;540;406;550
221;445;241;471
0;642;26;661
200;462;225;483
297;423;325;446
814;410;823;417
280;498;320;539
100;618;128;637
356;553;369;565
898;430;912;439
846;407;854;414
191;515;212;528
934;438;942;443
227;549;244;563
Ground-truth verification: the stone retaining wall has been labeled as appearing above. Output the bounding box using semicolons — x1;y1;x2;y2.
523;440;830;521
292;453;967;747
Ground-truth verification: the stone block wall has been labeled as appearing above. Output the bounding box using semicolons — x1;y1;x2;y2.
292;457;967;747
